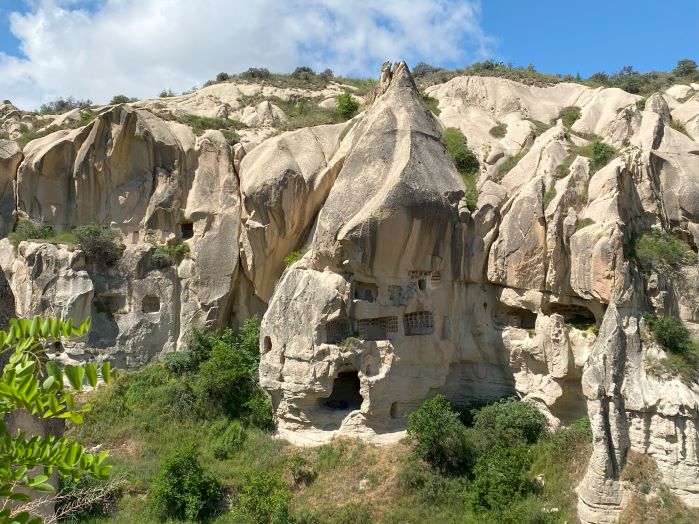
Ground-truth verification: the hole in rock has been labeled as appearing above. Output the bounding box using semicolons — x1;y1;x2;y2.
548;303;597;329
353;281;378;302
325;371;363;410
390;402;399;419
404;311;435;336
418;279;427;291
493;306;537;329
263;336;272;352
357;317;397;341
180;222;194;240
142;295;160;313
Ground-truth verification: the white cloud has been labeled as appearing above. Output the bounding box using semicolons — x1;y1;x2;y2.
0;0;493;109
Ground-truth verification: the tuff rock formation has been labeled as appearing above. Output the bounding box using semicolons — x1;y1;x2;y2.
2;63;699;522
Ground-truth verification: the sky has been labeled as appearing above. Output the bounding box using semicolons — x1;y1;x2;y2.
0;0;696;110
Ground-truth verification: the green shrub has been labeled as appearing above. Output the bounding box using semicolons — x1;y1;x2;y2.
631;229;697;274
241;67;271;80
406;395;474;475
233;472;292;524
210;418;247;459
284;250;302;267
530;119;552;136
74;223;121;265
670;120;691;137
590;141;616;171
559;106;581;128
442;128;479;210
151;240;190;268
495;150;527;181
471;398;547;450
8;217;55;247
674;59;698;77
164;349;200;375
543;186;557;208
398;460;469;504
575;217;595;231
16;124;61;148
149;446;223;522
38;96;92;115
470;445;533;513
420;92;440;115
159;89;175;98
489;123;507;138
287;453;317;487
644;314;699;382
110;94;137;104
336;91;359;121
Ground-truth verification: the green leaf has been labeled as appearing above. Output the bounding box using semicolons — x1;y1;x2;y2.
28;316;40;338
42;376;56;391
64;365;84;390
85;363;98;387
101;362;111;383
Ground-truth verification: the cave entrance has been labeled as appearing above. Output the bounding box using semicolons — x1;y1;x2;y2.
548;303;597;330
180;222;194;240
325;371;363;410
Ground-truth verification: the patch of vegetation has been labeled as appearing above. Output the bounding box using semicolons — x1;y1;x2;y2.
575;217;595;231
585;61;699;95
16;124;61;148
159;89;175;98
543;186;557;208
271;96;339;130
565;315;599;335
559;106;581;128
530;119;552;136
495;150;527;181
402;394;584;522
630;229;697;275
567;139;616;173
670;119;691;137
442;127;479;210
283;250;302;267
166;114;245;143
151;240;190;268
636;99;646;111
74;223;121;265
420;92;440;115
335;91;359;121
230;471;292;523
644;314;699;382
109;95;138;104
9;217;59;247
149;446;223;522
489;122;507;138
38;96;92;115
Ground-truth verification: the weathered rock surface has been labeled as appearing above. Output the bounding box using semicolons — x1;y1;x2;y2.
2;64;699;522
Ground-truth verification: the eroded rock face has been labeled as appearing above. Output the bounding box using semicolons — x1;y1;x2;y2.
2;64;699;522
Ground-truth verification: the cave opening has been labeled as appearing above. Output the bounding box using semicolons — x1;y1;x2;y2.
324;371;363;410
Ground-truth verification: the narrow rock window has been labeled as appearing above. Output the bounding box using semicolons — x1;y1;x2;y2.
353;281;378;302
263;336;272;352
180;222;194;240
325;371;363;410
390;402;399;419
493;306;537;329
142;295;160;313
403;311;435;336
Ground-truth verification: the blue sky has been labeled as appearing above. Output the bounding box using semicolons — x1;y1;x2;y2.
0;0;696;109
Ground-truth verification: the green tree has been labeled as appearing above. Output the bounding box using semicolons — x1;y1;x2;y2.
0;317;112;524
674;59;697;77
336;91;359;120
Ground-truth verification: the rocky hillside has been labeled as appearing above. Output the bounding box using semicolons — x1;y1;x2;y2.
2;61;699;522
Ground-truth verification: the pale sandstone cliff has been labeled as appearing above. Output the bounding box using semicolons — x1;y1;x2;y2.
1;63;699;522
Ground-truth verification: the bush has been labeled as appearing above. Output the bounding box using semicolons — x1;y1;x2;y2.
241;67;271;80
559;106;581;128
109;95;136;104
292;66;316;81
319;68;334;81
631;229;697;274
151;240;190;268
590;141;616;171
8;217;55;247
284;250;302;267
164;349;200;375
420;92;440;115
406;395;474;475
442;127;479;209
412;62;443;79
470;445;533;513
670;120;691;137
233;472;292;524
159;89;175;98
674;59;697;77
210;418;247;459
149;446;223;522
336;91;359;121
495;150;527;181
38;96;92;114
216;72;230;82
471;398;547;450
74;224;121;265
644;314;699;382
489;123;507;138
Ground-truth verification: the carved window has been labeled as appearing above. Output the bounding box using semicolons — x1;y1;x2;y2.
404;311;435;336
326;320;351;344
357;317;397;341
